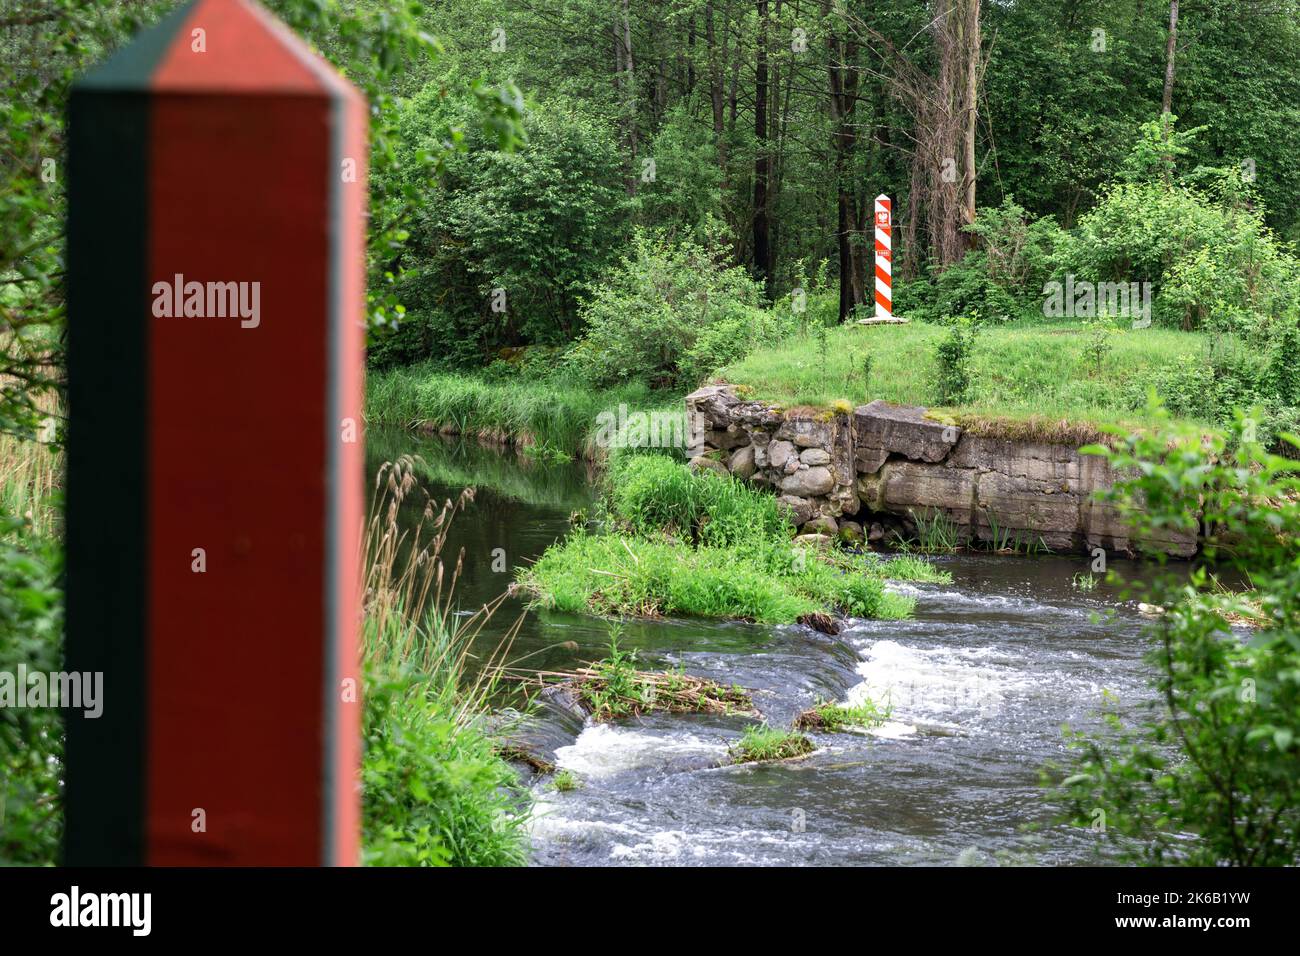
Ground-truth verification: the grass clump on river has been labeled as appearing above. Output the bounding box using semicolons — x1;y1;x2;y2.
729;725;816;764
547;638;756;721
361;460;530;867
795;696;892;732
518;455;948;624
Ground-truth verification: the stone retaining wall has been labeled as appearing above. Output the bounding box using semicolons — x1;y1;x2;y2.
685;384;1197;557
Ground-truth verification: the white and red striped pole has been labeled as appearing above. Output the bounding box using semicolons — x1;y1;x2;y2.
874;194;892;320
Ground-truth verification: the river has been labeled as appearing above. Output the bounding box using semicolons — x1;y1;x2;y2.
368;428;1163;866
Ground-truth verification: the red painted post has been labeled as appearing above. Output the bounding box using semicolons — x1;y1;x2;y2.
65;0;367;865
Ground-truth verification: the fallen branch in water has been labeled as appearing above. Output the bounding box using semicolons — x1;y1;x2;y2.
507;664;758;722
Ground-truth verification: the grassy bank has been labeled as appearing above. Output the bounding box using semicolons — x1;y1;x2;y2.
721;319;1209;441
366;363;678;460
518;454;949;625
361;462;532;866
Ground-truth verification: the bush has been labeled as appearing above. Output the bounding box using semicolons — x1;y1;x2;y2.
366;308;479;371
902;199;1066;326
1051;409;1300;865
565;230;782;389
965;197;1066;295
387;91;631;362
904;252;1024;327
1141;338;1300;448
933;318;978;404
0;511;63;865
362;666;528;867
1061;118;1300;333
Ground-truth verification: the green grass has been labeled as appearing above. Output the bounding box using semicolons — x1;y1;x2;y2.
870;553;953;583
550;770;580;792
520;455;940;624
982;512;1051;555
721;319;1210;440
366;363;676;459
521;530;826;622
899;509;962;554
729;725;816;764
606;450;788;548
795;695;892;732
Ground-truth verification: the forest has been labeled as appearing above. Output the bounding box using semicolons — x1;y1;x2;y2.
3;0;1300;871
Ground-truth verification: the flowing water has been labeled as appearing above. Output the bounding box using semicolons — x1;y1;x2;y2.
369;429;1168;867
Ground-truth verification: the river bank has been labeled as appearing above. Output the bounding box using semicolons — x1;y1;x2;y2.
367;428;1177;866
364;321;1231;559
365;363;681;461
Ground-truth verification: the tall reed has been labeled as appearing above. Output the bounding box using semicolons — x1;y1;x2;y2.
362;454;519;711
359;456;531;866
0;389;61;538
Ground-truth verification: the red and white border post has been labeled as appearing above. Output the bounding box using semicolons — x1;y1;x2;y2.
874;194;892;320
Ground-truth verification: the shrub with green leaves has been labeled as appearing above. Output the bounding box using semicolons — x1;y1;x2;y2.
1062;118;1300;334
386;92;630;362
361;665;529;867
565;230;784;389
933;318;978;404
1049;406;1300;865
1140;338;1299;447
0;513;64;865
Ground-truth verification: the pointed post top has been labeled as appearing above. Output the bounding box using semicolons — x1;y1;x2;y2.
76;0;360;104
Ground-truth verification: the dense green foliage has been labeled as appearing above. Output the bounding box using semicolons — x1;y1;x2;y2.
361;666;528;867
565;230;780;390
1051;409;1300;865
374;93;628;366
7;0;1300;871
0;512;63;865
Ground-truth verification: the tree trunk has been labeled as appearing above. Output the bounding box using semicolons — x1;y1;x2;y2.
826;2;866;319
706;3;729;187
618;0;637;195
962;0;979;240
927;0;980;269
753;0;772;296
1162;0;1179;115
